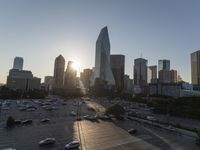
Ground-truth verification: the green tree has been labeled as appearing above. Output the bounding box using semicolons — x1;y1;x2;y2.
106;104;125;120
6;116;15;128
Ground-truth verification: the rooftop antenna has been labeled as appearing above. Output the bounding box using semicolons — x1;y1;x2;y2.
140;52;143;58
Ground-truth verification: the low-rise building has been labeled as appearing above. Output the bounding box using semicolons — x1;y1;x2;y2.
6;69;41;90
149;82;200;97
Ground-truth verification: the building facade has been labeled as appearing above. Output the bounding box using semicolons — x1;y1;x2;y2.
110;55;125;92
93;26;115;87
147;65;157;83
158;59;170;71
6;69;41;90
64;61;77;89
13;57;23;70
124;74;133;93
191;50;200;84
53;55;65;88
44;76;53;91
80;68;93;89
158;69;177;83
134;58;147;87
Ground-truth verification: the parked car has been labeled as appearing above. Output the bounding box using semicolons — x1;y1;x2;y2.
40;118;51;123
70;111;76;116
128;128;137;135
65;141;80;149
18;106;27;111
75;117;82;121
15;120;22;126
22;120;33;125
27;108;36;111
39;138;56;146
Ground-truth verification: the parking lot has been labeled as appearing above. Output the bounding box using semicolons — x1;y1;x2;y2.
0;97;94;150
0;97;199;150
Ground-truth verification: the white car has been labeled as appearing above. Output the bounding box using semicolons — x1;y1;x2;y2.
2;148;16;150
65;141;80;149
39;138;56;146
70;111;76;116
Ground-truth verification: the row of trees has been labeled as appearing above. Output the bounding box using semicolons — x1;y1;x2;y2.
0;86;47;99
130;96;200;120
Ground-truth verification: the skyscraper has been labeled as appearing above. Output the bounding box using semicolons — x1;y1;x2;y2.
80;68;93;89
191;50;200;84
110;55;125;92
134;58;147;87
93;26;115;87
158;59;170;71
13;57;23;70
53;55;65;88
158;69;177;83
64;61;77;89
147;65;157;83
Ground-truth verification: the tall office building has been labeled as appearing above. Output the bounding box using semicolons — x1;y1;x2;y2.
171;70;178;83
134;58;147;87
44;76;53;91
158;59;170;71
158;69;177;83
110;55;125;92
93;26;115;87
80;68;93;89
147;65;157;83
124;74;133;93
64;61;77;89
53;55;65;88
191;50;200;84
13;57;23;70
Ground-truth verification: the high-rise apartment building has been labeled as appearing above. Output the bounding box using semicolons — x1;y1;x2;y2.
64;61;77;89
110;55;125;92
158;59;170;71
53;55;65;88
134;58;147;87
93;26;115;87
191;50;200;84
13;57;23;70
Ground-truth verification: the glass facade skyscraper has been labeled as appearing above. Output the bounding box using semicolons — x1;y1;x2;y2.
158;59;170;71
53;55;65;88
134;58;147;87
13;57;23;70
93;26;115;86
191;50;200;84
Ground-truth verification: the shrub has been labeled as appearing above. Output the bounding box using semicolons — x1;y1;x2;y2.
106;104;125;119
6;116;15;128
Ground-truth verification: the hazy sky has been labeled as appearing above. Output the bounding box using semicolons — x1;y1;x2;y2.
0;0;200;83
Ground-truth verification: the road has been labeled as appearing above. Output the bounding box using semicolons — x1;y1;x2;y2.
75;100;199;150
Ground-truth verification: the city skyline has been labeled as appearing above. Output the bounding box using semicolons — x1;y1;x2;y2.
1;0;200;83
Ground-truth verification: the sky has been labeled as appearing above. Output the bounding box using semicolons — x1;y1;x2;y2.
0;0;200;83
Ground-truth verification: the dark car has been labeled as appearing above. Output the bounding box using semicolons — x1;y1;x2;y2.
39;138;56;146
65;141;80;150
15;120;22;126
22;120;33;125
40;118;51;123
128;128;137;135
75;117;82;121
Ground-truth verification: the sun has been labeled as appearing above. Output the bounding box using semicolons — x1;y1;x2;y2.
72;61;81;71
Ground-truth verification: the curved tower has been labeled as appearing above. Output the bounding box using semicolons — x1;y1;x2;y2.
94;26;115;86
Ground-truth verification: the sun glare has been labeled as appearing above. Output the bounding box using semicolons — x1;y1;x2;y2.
72;61;81;71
